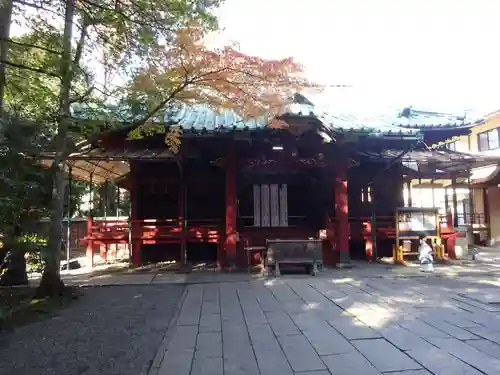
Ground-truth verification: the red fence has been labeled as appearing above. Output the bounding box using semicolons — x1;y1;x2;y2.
83;214;463;246
83;217;222;246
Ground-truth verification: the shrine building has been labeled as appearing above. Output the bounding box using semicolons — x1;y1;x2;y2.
45;94;500;269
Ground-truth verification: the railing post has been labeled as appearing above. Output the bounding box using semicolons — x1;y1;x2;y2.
87;216;94;266
103;179;109;263
467;168;474;246
452;177;458;227
87;172;94;266
65;166;72;271
128;197;132;265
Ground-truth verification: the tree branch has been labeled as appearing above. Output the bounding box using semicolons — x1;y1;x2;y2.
72;19;88;74
130;80;191;128
13;0;65;17
69;85;94;104
1;38;62;55
0;60;61;79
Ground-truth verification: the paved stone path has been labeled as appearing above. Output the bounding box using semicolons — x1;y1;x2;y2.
41;259;500;288
150;275;500;375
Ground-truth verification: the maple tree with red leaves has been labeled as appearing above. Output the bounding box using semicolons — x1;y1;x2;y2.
125;24;314;151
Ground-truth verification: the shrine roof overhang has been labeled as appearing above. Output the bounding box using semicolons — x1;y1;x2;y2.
392;110;484;130
95;94;424;142
39;146;176;183
358;149;500;178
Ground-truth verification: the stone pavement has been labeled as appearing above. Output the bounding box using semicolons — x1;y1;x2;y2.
149;274;500;375
44;259;500;287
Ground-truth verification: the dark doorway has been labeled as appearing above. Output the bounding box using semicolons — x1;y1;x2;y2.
349;239;367;260
141;244;181;264
186;242;218;267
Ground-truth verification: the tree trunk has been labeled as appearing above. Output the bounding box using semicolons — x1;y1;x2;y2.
0;249;28;286
0;226;28;287
0;0;13;115
36;0;75;298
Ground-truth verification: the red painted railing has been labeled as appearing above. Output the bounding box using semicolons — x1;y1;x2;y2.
83;217;222;246
83;214;465;247
326;214;457;239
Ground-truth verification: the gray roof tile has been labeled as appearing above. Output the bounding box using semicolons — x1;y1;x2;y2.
167;102;418;136
162;94;483;136
393;108;484;128
169;105;267;131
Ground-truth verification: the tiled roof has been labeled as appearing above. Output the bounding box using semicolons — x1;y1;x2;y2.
393;108;484;128
319;111;418;135
167;94;419;136
358;149;500;174
169;105;268;132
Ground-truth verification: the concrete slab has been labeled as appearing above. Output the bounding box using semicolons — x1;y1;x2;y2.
302;323;356;355
418;314;479;340
109;274;156;284
199;313;221;332
466;325;500;345
150;275;500;375
191;357;223;375
152;274;187;284
459;291;500;305
158;348;194;375
177;285;203;326
166;325;198;350
378;325;435;351
195;331;222;358
351;338;421;373
399;317;451;338
247;324;293;375
321;352;382;375
466;339;500;360
278;334;327;372
428;337;500;375
387;371;432;375
327;315;381;340
265;311;301;336
406;347;483;375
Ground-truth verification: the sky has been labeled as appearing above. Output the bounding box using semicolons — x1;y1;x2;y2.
9;0;500;118
215;0;500;117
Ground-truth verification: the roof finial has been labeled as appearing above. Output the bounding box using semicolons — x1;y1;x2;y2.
399;106;412;118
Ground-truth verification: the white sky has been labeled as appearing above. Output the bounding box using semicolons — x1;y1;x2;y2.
10;0;500;117
215;0;500;116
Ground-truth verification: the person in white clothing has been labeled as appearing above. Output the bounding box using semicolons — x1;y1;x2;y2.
418;235;434;272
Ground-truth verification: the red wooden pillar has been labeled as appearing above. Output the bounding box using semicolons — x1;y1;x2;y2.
324;214;336;266
86;216;94;266
447;236;457;259
223;143;237;268
179;183;186;266
335;169;350;264
130;169;141;266
365;239;373;263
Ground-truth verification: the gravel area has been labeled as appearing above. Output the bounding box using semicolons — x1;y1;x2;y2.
0;284;185;375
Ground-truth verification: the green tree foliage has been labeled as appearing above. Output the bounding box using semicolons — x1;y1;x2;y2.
2;0;312;296
0;115;50;285
0;116;50;230
1;0;224;297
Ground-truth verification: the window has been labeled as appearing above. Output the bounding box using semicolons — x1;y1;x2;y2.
252;184;288;227
478;128;500;151
361;186;372;202
445;141;457;151
456;198;470;226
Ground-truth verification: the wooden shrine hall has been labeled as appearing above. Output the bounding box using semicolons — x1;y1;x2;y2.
44;95;500;268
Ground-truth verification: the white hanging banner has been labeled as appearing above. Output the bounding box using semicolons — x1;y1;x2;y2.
270;184;280;227
261;184;270;227
280;184;288;227
253;184;261;227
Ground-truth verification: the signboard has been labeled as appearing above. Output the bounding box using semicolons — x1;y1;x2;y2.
396;207;439;238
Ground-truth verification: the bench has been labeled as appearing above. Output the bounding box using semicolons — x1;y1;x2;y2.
265;239;323;276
